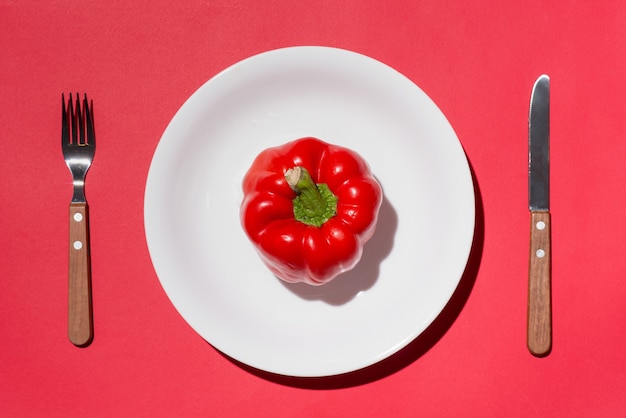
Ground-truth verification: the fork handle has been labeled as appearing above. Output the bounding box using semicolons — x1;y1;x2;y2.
68;202;93;346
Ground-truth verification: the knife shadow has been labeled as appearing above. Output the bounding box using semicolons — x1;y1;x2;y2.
220;163;485;389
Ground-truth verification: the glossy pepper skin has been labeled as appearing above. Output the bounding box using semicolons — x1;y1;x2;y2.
241;137;383;285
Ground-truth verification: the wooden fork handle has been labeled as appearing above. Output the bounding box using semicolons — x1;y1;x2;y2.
68;202;93;347
527;211;552;356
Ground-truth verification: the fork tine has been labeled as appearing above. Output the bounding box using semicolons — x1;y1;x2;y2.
69;94;77;145
76;93;85;146
62;93;69;145
84;94;95;147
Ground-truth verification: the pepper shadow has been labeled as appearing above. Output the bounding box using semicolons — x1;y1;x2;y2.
225;162;484;388
279;195;398;305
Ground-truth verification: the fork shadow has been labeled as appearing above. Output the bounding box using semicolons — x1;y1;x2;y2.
220;164;484;389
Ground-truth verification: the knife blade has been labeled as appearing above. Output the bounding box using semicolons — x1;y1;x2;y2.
527;74;552;357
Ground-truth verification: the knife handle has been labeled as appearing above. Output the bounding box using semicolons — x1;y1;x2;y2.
68;202;93;347
527;211;552;356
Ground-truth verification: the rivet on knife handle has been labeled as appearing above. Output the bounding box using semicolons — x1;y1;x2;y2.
528;211;551;356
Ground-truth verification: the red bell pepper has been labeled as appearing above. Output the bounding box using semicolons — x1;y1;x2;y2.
241;137;383;285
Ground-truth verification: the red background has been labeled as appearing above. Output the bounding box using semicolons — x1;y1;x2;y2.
2;1;625;416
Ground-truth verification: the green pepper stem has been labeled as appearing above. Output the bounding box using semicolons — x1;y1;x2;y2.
285;166;337;227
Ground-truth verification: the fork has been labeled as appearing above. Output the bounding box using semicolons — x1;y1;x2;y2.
62;93;95;347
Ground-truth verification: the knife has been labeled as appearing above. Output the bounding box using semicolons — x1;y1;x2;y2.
527;74;552;356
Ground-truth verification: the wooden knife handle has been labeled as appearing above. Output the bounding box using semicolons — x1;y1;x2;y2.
528;211;552;356
68;202;93;347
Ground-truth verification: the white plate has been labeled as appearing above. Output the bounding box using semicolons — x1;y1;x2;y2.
144;46;475;377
